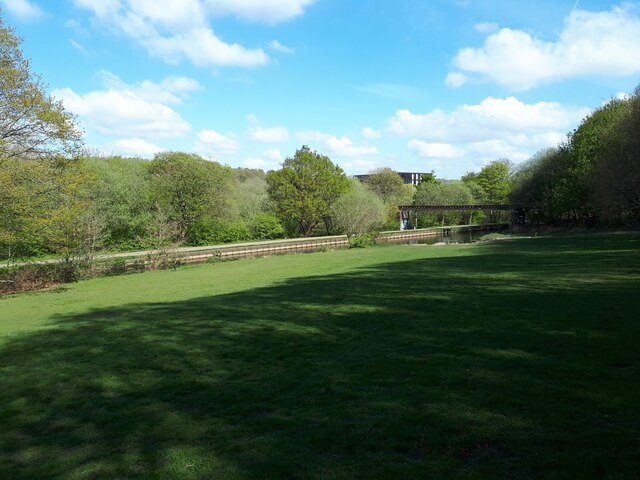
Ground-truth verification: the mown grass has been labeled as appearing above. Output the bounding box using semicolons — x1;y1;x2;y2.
1;233;639;479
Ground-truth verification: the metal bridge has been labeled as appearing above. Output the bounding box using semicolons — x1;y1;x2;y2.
398;204;529;229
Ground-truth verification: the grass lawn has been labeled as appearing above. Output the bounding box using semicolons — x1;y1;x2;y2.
1;233;639;479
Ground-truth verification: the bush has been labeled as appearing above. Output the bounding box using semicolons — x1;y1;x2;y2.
250;213;285;240
0;261;86;294
211;222;251;244
348;233;377;248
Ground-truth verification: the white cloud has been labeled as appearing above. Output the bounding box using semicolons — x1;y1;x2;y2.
474;22;499;33
72;0;314;68
70;39;86;53
342;159;379;173
53;85;191;139
325;136;378;157
449;4;640;90
263;148;282;160
269;40;295;53
362;127;381;139
111;138;165;158
296;130;378;158
445;72;468;88
387;96;588;143
243;157;269;169
97;70;202;104
246;113;261;125
249;126;290;143
392;96;590;173
205;0;316;24
146;28;269;68
407;141;463;159
195;129;240;157
52;72;199;140
0;0;45;20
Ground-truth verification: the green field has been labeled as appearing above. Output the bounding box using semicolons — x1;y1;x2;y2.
1;234;639;479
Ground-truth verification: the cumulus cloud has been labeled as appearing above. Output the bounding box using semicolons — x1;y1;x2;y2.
387;96;588;143
249;126;290;143
242;148;284;170
342;159;379;173
407;141;463;159
0;0;45;20
52;72;199;139
296;131;378;158
97;70;202;104
195;129;240;157
362;127;381;139
388;96;590;172
269;40;295;53
72;0;314;68
449;4;640;90
53;86;191;139
111;138;165;158
263;148;283;160
325;136;378;157
206;0;316;24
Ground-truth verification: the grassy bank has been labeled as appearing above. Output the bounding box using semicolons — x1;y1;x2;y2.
1;233;639;479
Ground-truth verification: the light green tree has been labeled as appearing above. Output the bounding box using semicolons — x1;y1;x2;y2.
266;146;350;236
331;179;385;237
0;17;82;159
148;152;234;242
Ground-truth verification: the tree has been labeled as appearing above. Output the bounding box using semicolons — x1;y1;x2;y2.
413;180;474;226
0;16;81;159
86;156;153;249
362;168;405;203
148;152;234;242
266;146;350;236
331;179;385;237
474;159;513;204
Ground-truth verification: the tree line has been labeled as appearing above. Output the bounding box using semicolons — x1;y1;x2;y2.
510;88;640;224
2;13;638;264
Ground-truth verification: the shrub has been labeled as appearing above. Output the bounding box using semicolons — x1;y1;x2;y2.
348;233;377;248
211;222;251;244
250;213;286;240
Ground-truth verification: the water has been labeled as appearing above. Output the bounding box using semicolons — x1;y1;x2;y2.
385;229;501;246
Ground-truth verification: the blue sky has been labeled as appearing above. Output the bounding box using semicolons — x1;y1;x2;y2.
3;0;640;177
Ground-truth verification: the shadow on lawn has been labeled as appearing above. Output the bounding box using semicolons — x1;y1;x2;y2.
1;235;639;479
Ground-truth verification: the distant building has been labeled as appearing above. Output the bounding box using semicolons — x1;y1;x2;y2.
354;172;428;186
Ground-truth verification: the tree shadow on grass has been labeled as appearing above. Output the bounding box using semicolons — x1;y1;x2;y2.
1;236;639;479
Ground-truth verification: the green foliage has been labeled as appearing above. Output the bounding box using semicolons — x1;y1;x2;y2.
211;222;252;244
250;213;286;240
0;17;81;159
0;157;97;260
267;146;350;236
85;156;153;249
511;86;640;224
362;168;405;203
232;175;269;224
413;180;475;226
470;159;513;204
148;152;234;241
347;232;377;248
186;220;251;246
331;180;385;237
420;171;439;185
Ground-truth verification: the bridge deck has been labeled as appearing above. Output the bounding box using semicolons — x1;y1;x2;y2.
400;204;526;211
